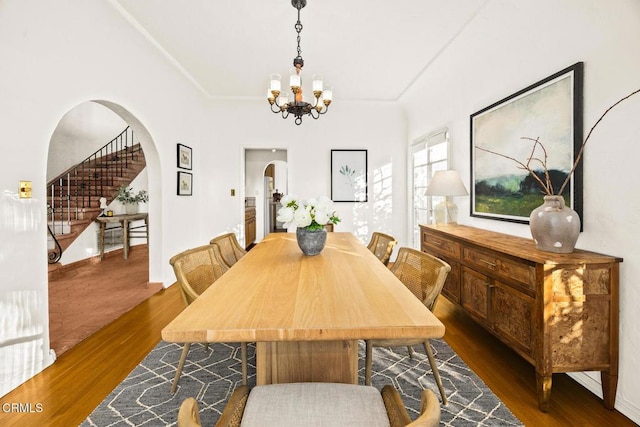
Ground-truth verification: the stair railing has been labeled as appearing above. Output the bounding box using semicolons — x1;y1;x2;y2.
47;127;142;241
47;204;63;264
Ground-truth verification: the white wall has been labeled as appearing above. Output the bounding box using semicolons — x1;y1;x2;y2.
399;0;640;421
200;99;407;246
0;0;208;396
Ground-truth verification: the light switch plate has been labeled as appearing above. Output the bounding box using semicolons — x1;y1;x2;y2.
19;181;32;198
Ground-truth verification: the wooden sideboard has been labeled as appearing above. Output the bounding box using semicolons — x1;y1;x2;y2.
420;224;622;412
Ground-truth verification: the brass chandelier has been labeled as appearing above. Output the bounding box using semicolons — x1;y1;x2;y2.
267;0;332;125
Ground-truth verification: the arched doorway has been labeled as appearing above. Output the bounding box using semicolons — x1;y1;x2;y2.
263;160;288;236
244;149;288;243
46;100;162;356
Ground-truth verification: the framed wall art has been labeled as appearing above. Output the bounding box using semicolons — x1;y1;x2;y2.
177;143;192;170
470;62;583;224
331;149;368;202
177;171;193;196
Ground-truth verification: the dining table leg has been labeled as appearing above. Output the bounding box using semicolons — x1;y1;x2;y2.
256;340;358;385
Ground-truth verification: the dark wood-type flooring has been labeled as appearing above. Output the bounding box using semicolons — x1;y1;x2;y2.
48;245;162;356
1;249;636;426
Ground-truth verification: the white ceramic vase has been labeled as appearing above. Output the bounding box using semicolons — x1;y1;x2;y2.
125;203;139;215
529;195;580;253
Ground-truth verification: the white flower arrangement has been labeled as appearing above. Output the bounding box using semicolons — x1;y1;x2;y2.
276;195;341;231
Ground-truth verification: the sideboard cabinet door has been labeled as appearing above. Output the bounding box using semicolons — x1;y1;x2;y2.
460;267;490;323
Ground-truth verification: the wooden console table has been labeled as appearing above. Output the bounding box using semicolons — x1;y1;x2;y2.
95;213;148;260
420;224;621;412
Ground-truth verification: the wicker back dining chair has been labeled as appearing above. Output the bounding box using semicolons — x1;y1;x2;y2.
364;247;451;404
366;231;398;266
178;383;440;427
177;397;202;427
169;244;247;393
209;232;247;269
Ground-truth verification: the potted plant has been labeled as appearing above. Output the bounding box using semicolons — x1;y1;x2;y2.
276;195;340;255
476;88;639;253
115;185;149;215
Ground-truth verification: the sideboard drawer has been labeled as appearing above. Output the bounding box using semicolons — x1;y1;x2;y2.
462;246;535;291
422;231;461;259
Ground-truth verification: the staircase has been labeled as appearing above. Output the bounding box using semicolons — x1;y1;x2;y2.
47;127;146;263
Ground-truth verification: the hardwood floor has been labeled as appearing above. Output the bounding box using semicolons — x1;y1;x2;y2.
1;254;636;426
434;298;635;426
48;245;162;355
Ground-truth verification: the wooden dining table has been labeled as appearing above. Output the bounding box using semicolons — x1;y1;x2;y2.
161;232;445;385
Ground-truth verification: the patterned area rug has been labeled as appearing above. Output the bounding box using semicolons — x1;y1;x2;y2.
83;340;522;426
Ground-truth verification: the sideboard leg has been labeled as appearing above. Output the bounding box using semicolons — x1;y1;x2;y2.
536;372;552;412
601;370;618;410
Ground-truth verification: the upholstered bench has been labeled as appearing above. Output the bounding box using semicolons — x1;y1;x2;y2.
178;382;440;427
242;383;389;426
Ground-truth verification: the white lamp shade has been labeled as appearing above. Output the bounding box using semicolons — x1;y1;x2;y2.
425;170;468;196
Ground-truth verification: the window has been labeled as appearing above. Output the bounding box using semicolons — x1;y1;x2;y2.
410;129;449;248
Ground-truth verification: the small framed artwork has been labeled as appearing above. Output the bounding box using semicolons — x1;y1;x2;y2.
470;62;583;224
177;171;193;196
177;143;192;170
331;149;368;202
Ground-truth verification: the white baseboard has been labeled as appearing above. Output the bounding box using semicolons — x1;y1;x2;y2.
569;372;640;424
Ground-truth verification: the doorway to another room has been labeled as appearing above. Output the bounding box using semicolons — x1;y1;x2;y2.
244;149;288;246
47;101;161;356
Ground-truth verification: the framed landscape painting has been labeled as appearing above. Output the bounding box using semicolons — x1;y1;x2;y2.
470;62;583;224
331;149;368;202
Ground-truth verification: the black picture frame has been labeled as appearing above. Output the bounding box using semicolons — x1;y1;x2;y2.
330;149;368;202
177;143;192;170
470;62;583;225
177;171;193;196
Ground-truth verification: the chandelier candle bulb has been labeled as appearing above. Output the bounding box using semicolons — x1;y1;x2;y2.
312;74;323;96
267;0;333;125
279;94;289;109
290;70;301;92
323;86;332;104
269;74;281;93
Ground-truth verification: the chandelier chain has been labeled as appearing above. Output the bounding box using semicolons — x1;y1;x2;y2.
295;7;303;64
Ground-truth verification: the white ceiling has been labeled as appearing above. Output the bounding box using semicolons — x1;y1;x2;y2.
113;0;488;102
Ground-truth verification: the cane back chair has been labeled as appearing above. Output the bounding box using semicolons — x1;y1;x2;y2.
366;231;398;266
169;244;247;393
209;232;247;269
364;247;451;404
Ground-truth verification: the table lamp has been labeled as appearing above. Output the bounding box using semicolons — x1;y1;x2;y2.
425;170;468;225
